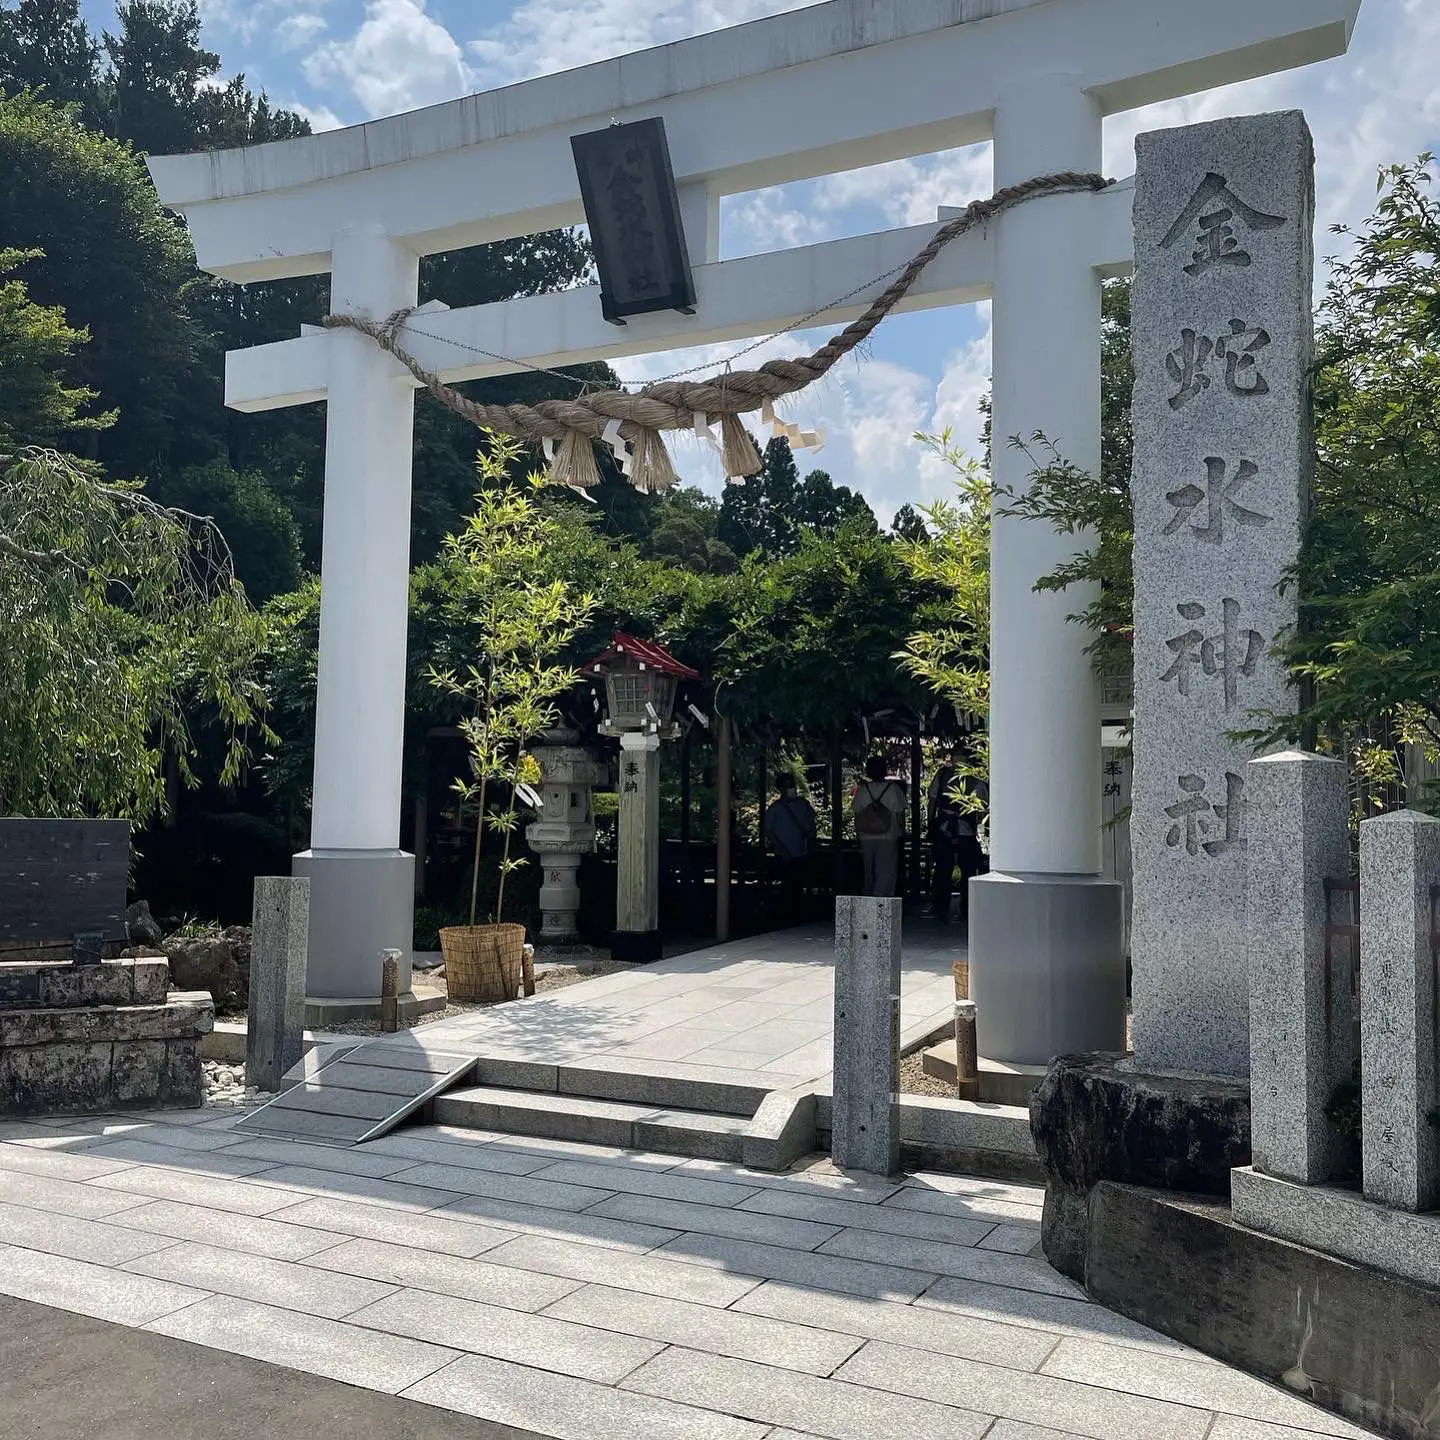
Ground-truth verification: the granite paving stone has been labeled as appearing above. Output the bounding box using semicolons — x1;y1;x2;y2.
124;1240;399;1319
0;1199;177;1265
1040;1338;1372;1437
303;1236;581;1312
268;1196;518;1258
439;1192;684;1253
733;1281;1060;1371
674;1158;901;1204
0;1242;208;1326
1205;1419;1375;1440
402;1352;768;1440
481;1231;762;1306
655;1231;936;1301
241;1164;467;1212
0;1143;137;1182
543;1283;863;1374
74;1121;242;1152
355;1132;559;1175
379;1162;615;1212
979;1222;1043;1254
586;1190;843;1250
835;1340;1214;1440
914;1276;1201;1358
820;1227;1085;1297
0;1167;153;1219
985;1426;1095;1440
522;1158;761;1207
111;1198;349;1261
885;1186;1044;1225
218;1136;423;1178
87;1165;307;1215
147;1293;460;1393
619;1345;993;1440
81;1139;279;1177
737;1186;997;1246
346;1288;663;1383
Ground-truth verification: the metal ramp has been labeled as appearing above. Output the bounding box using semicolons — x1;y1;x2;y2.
234;1042;477;1146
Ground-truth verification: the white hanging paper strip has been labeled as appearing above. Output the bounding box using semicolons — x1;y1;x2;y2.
542;436;556;464
760;397;824;453
693;410;721;454
601;417;633;477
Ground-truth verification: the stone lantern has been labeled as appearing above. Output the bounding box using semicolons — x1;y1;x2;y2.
585;632;700;963
525;729;609;943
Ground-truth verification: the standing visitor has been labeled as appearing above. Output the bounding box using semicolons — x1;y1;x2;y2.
927;753;967;921
852;754;906;897
764;772;817;924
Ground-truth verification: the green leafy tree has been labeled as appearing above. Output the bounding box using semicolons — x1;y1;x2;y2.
0;0;100;120
890;503;929;542
427;434;598;924
0;447;270;820
0;246;112;446
894;431;992;798
0;92;199;476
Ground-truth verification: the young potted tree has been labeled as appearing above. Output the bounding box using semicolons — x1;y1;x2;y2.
428;435;596;1002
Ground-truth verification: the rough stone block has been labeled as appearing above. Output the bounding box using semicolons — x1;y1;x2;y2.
112;1041;167;1106
161;1040;205;1107
130;959;170;1005
0;1042;114;1114
247;875;310;1093
1130;111;1316;1077
1359;810;1440;1212
1246;751;1352;1183
832;895;900;1175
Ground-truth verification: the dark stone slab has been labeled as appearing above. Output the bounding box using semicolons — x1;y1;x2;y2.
0;819;129;944
0;996;213;1048
1085;1180;1440;1440
0;1042;115;1114
1032;1052;1252;1195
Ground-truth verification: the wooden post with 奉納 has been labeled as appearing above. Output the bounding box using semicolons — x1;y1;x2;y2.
955;999;979;1101
380;949;401;1033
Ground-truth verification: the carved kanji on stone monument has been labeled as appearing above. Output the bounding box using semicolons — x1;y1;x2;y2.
1130;113;1316;1076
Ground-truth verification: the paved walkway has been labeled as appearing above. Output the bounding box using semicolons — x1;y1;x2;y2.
0;1107;1371;1440
415;922;960;1089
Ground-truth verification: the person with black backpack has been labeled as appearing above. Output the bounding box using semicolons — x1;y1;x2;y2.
851;753;906;897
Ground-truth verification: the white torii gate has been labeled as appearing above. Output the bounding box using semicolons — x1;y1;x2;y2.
149;0;1359;1048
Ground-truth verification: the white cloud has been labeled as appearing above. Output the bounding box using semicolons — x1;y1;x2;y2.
277;12;327;51
289;99;345;132
305;0;473;117
466;0;806;89
815;143;992;230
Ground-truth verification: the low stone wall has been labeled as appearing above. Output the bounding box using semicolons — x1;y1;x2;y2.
0;958;213;1115
1083;1181;1440;1440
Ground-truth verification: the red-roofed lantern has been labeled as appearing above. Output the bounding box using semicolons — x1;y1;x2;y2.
585;633;701;963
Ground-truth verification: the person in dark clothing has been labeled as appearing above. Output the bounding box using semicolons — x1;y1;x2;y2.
764;773;817;924
927;757;965;920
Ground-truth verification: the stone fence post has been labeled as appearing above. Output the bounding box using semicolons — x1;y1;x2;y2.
1359;812;1440;1212
247;876;310;1093
832;895;900;1174
1245;751;1350;1183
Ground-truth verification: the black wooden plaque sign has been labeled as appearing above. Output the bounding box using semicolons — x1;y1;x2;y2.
571;117;697;325
0;819;129;944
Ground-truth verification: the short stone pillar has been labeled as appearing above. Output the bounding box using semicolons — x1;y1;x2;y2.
1245;751;1351;1183
1130;111;1315;1077
614;731;662;963
1359;811;1440;1212
525;730;607;943
247;876;310;1092
832;895;901;1175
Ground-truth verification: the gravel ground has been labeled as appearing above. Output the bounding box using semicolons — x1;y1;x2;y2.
203;1059;261;1107
900;1050;958;1098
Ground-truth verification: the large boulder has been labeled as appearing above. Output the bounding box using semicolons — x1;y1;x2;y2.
163;936;242;1010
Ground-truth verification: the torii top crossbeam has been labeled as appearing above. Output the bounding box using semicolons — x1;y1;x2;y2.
142;0;1361;1033
150;0;1357;284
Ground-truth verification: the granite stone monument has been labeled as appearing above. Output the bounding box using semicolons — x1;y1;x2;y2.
1358;811;1440;1212
1130;111;1315;1076
832;895;901;1175
247;876;310;1092
1245;750;1351;1183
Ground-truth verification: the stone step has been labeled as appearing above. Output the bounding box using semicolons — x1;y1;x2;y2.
469;1055;770;1120
0;957;169;1011
433;1084;751;1162
919;1041;1047;1106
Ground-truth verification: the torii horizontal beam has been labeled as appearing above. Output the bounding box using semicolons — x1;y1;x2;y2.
148;0;1358;284
227;181;1135;413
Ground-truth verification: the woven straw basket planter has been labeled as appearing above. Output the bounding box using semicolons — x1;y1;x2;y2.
439;923;527;1003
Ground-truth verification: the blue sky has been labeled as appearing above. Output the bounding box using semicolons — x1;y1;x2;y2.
83;0;1440;520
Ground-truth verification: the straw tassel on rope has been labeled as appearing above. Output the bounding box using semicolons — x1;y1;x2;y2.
323;171;1112;493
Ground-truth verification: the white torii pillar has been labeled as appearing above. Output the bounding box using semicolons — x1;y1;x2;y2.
969;75;1127;1064
292;225;420;1008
